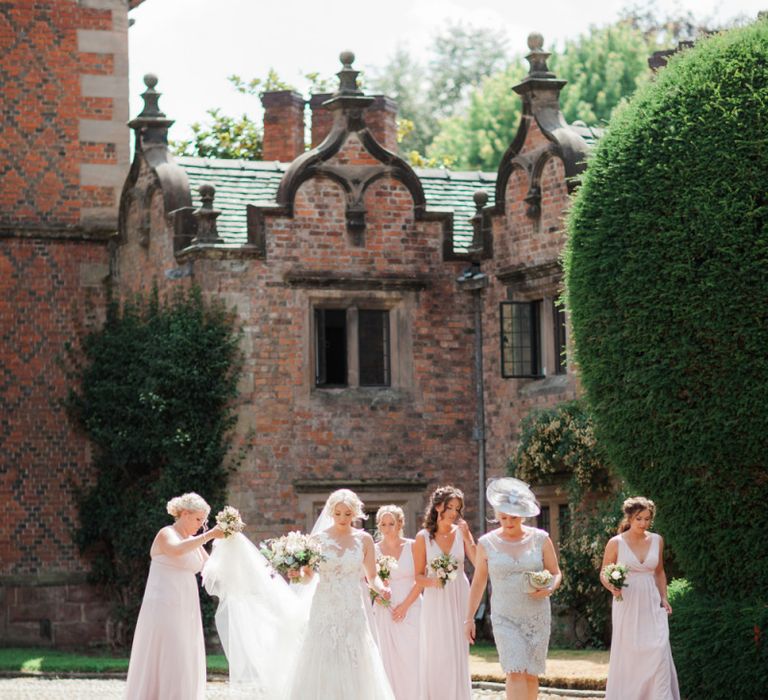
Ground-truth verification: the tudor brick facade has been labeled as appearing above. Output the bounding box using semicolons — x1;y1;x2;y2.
2;5;592;648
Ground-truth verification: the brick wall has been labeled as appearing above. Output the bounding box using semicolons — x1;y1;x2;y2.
0;0;131;234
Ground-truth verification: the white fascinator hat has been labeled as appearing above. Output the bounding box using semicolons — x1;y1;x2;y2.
486;478;540;518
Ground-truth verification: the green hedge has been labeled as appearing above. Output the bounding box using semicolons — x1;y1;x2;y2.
668;580;768;699
565;21;768;599
70;287;241;642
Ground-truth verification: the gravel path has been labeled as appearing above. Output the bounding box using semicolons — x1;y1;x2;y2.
0;677;604;699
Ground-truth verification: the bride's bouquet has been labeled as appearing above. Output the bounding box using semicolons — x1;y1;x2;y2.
523;569;554;593
602;563;629;601
429;552;459;588
260;531;324;583
215;506;245;537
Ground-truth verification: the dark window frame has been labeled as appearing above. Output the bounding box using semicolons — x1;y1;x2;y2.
314;305;391;389
500;300;542;379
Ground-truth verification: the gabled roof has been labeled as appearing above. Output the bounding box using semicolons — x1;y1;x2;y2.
178;157;496;253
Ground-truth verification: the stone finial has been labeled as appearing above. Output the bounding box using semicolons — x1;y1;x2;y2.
473;190;489;212
137;73;166;119
525;32;554;77
191;184;222;244
336;50;363;96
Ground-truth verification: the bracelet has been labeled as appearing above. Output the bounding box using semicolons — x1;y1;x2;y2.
464;619;474;624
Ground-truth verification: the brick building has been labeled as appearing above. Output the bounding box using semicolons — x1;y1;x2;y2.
1;1;590;647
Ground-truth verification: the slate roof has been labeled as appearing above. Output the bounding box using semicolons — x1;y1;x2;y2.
178;157;496;252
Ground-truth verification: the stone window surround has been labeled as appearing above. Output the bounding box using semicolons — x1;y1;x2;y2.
304;289;416;395
530;483;570;549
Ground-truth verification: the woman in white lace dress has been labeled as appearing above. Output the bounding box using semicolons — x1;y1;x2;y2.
289;489;395;700
466;478;561;700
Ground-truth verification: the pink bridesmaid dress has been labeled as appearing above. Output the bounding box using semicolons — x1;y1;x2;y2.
125;540;207;700
418;528;472;700
605;532;680;700
373;539;422;700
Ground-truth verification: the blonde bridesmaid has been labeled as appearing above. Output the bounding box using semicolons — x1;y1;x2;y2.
125;492;224;700
413;485;476;700
372;505;422;700
601;496;680;700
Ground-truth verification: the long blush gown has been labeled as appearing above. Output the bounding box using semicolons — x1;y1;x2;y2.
125;536;207;700
373;539;421;700
418;528;472;700
605;532;680;700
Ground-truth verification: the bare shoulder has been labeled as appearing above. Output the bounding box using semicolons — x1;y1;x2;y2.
358;530;374;545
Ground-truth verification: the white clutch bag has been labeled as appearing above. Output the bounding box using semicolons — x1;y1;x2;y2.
522;570;553;593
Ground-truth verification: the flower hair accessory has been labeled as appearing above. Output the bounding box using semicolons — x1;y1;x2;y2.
486;478;540;518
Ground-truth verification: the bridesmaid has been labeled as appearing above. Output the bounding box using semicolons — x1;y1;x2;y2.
372;505;422;700
466;478;561;700
413;485;476;700
125;492;224;700
601;496;680;700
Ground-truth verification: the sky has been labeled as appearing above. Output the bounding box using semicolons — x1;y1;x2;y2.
128;0;766;140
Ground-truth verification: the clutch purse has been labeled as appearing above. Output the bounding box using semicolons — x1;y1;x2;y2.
522;569;553;593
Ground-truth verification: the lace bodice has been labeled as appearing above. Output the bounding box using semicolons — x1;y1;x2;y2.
309;531;369;639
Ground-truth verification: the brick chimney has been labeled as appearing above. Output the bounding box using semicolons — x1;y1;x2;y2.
260;90;305;162
365;95;398;152
309;92;334;148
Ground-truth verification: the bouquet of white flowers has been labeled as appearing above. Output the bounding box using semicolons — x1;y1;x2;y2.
260;531;324;583
376;554;398;582
523;569;554;593
429;552;459;589
215;506;245;537
602;562;629;601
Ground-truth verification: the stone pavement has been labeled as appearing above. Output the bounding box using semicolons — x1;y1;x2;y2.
0;677;604;699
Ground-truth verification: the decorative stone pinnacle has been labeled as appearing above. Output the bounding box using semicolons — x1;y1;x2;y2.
191;184;222;244
473;190;489;211
525;32;553;77
336;50;363;96
137;73;166;119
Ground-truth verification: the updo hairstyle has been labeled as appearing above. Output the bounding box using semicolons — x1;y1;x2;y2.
166;492;211;519
324;488;367;521
376;504;405;534
618;496;656;534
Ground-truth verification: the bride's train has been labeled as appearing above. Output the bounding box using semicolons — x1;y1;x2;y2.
203;533;311;698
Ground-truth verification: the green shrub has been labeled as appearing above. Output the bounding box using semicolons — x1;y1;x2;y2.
70;286;241;644
668;580;768;700
565;21;768;599
510;399;624;647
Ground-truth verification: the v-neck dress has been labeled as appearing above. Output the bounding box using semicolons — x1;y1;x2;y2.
373;539;421;700
418;528;471;700
605;532;680;700
479;527;551;675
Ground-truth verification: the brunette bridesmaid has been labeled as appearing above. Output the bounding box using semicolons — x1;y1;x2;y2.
413;485;476;700
601;496;680;700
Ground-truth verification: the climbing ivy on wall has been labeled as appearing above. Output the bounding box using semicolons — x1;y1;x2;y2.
70;286;241;643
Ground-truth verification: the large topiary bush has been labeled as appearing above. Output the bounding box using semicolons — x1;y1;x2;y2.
566;19;768;697
70;286;242;644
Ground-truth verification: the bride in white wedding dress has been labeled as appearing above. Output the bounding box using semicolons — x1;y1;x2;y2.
203;489;395;700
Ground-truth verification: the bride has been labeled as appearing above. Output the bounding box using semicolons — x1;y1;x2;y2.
203;489;395;700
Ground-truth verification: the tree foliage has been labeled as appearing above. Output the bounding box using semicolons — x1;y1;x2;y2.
172;70;294;160
71;287;242;642
565;20;768;694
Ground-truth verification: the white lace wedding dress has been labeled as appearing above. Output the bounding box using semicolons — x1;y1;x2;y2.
289;530;394;699
203;530;394;700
